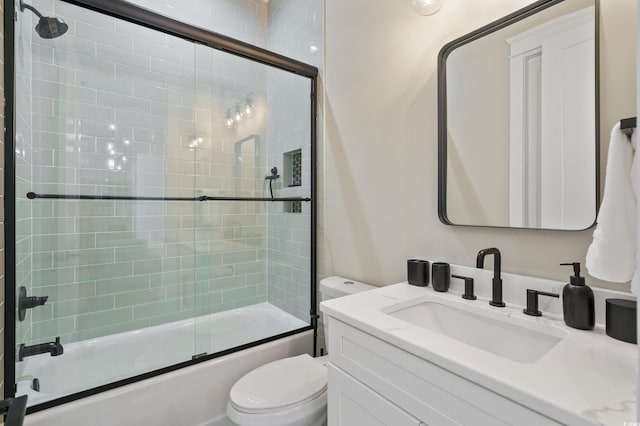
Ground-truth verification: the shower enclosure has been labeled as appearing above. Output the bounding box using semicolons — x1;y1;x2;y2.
5;0;318;411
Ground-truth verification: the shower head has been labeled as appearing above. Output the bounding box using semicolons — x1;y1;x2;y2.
20;1;68;39
35;16;68;39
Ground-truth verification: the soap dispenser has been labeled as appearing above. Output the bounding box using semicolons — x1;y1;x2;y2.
560;262;594;330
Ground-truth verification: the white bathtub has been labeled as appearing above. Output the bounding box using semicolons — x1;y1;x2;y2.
20;302;312;425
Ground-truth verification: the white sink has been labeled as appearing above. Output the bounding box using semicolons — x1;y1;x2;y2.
384;298;566;363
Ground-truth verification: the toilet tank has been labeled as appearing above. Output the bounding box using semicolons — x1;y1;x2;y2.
319;276;375;353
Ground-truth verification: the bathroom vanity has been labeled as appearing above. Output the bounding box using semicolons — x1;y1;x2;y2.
320;264;636;425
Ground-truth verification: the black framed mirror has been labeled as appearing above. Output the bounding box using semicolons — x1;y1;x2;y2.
438;0;598;230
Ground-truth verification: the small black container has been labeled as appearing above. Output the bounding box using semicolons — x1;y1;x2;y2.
606;299;637;344
407;259;429;286
432;262;450;292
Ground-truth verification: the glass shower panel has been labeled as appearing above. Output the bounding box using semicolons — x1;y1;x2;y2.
265;70;313;324
15;0;198;406
192;44;311;356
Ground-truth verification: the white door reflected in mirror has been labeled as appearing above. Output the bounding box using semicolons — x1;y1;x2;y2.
506;7;595;228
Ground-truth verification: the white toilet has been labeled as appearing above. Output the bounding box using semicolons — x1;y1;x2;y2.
227;276;375;426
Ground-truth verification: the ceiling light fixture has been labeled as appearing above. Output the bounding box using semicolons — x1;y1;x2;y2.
410;0;444;15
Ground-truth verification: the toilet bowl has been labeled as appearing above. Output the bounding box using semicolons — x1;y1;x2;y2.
227;276;375;426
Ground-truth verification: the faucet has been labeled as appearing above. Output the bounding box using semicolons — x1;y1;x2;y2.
18;337;63;361
476;247;505;307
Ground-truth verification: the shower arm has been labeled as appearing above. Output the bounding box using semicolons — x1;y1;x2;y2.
20;1;44;18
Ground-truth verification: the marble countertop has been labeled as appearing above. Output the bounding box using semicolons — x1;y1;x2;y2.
320;269;637;425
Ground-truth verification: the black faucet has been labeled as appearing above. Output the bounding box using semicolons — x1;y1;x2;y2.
476;247;505;307
18;337;63;361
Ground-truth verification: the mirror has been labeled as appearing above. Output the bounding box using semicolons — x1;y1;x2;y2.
438;0;597;230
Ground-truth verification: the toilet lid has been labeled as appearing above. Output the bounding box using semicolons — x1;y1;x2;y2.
229;354;327;413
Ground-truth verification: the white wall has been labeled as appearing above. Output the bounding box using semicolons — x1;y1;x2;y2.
446;29;510;226
324;0;636;290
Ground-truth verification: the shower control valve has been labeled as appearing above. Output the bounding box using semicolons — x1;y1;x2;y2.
18;286;48;322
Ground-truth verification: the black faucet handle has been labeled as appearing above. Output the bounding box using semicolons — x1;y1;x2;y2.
18;287;49;322
452;275;476;300
523;289;560;316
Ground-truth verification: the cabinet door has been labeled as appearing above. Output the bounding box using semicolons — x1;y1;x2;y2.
328;365;423;426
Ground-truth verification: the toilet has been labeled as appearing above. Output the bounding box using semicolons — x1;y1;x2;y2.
227;276;375;426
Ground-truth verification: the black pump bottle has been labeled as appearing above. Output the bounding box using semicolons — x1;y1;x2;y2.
561;262;594;330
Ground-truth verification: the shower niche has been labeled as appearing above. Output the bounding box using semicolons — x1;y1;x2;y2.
284;149;303;188
284;149;303;213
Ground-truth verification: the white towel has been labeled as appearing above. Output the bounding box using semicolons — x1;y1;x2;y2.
586;123;637;285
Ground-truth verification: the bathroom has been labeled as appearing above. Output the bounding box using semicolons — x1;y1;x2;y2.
0;0;637;424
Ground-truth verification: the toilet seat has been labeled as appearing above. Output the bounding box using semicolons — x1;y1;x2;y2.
230;354;327;413
227;354;328;426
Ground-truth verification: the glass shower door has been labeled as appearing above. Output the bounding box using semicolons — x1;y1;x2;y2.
192;44;312;357
14;0;200;406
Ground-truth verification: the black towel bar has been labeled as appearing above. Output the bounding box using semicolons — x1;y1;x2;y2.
621;117;636;138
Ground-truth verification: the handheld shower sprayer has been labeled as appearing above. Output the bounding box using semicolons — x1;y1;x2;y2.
265;167;280;198
265;167;280;180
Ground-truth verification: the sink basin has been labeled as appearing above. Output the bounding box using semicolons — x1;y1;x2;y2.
385;299;566;363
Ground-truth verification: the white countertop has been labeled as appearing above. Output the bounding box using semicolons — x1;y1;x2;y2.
320;271;637;425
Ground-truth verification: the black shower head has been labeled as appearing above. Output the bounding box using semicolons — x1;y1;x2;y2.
21;1;68;39
35;16;68;39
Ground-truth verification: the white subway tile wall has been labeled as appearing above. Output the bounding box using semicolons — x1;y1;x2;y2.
18;0;315;347
267;0;324;322
15;0;34;349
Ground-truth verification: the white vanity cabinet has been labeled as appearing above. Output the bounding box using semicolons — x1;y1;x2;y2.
327;318;562;426
329;365;425;426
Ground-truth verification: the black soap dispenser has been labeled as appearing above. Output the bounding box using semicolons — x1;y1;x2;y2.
560;262;594;330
